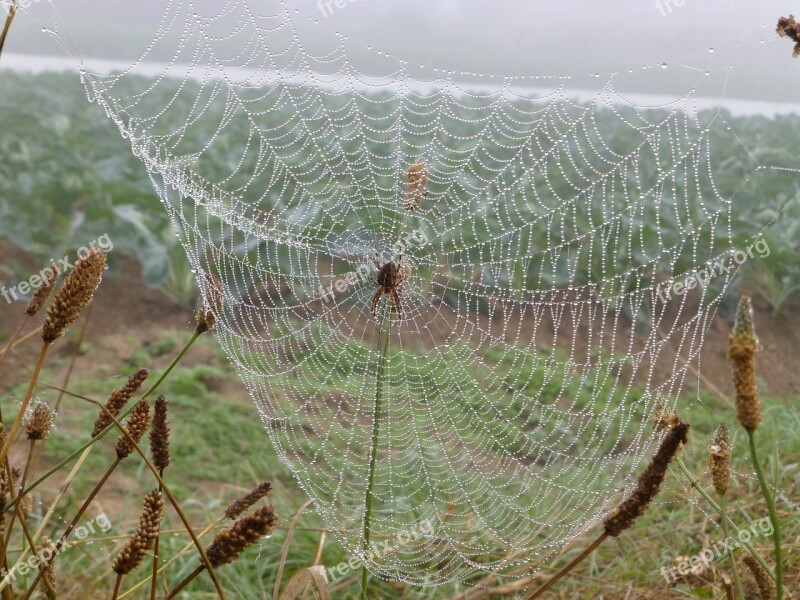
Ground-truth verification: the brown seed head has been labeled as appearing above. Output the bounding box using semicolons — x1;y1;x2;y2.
651;405;680;432
41;247;106;344
708;423;731;497
112;489;165;575
225;481;273;520
92;368;149;438
115;399;151;460
26;402;54;441
403;159;429;210
39;536;58;599
728;296;762;432
150;395;170;473
206;504;278;567
742;555;777;600
26;265;60;317
196;273;224;334
777;15;800;57
604;420;690;537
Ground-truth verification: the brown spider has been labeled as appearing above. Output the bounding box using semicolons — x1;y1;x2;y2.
371;252;407;316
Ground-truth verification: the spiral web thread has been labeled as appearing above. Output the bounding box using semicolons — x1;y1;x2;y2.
43;1;797;585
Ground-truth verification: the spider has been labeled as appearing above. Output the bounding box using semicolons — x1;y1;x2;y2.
371;251;408;316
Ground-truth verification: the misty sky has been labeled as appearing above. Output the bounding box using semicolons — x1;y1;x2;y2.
3;0;799;103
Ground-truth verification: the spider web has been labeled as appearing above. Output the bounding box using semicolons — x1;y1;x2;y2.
40;1;798;585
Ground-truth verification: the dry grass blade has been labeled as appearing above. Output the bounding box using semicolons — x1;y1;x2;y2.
273;499;315;600
277;566;330;600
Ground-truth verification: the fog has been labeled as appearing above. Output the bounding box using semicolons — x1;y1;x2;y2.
2;0;799;102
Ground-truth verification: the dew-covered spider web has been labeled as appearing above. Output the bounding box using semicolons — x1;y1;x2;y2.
39;0;799;586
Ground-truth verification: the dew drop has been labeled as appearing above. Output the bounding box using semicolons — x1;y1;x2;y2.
661;63;668;69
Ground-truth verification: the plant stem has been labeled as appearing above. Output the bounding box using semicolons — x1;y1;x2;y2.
0;328;39;359
117;516;225;600
747;430;783;600
53;302;92;412
675;457;776;581
150;477;164;600
720;495;744;599
20;458;121;600
0;316;28;369
112;573;124;600
525;533;608;599
30;381;227;599
0;343;49;469
0;0;17;61
2;439;36;553
165;565;204;599
11;332;200;506
361;307;393;600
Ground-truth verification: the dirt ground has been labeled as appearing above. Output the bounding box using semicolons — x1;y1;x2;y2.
2;241;799;403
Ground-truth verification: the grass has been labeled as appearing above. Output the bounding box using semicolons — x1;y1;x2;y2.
2;306;795;598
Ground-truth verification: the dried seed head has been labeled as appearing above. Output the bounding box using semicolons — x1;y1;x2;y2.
742;555;777;600
115;399;151;460
26;402;54;441
708;423;731;497
41;247;106;344
92;368;149;438
604;420;690;537
112;489;165;575
225;481;273;520
651;405;680;432
26;265;60;317
39;536;58;599
206;504;278;567
150;395;170;473
777;15;800;57
196;273;224;334
403;158;429;210
728;296;762;432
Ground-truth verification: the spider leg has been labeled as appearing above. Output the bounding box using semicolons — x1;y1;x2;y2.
371;288;384;315
390;286;402;316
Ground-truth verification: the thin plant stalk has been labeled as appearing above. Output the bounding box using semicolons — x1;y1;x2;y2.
2;439;35;553
0;0;17;60
165;565;204;599
19;458;120;600
53;302;93;412
31;383;226;599
719;495;744;599
117;516;225;600
675;457;776;581
0;328;40;359
11;331;200;508
525;533;608;599
112;573;124;600
150;477;164;600
0;343;49;469
747;430;783;600
360;306;393;600
0;316;28;369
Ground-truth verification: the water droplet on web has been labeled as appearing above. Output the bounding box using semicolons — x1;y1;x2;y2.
661;63;668;69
